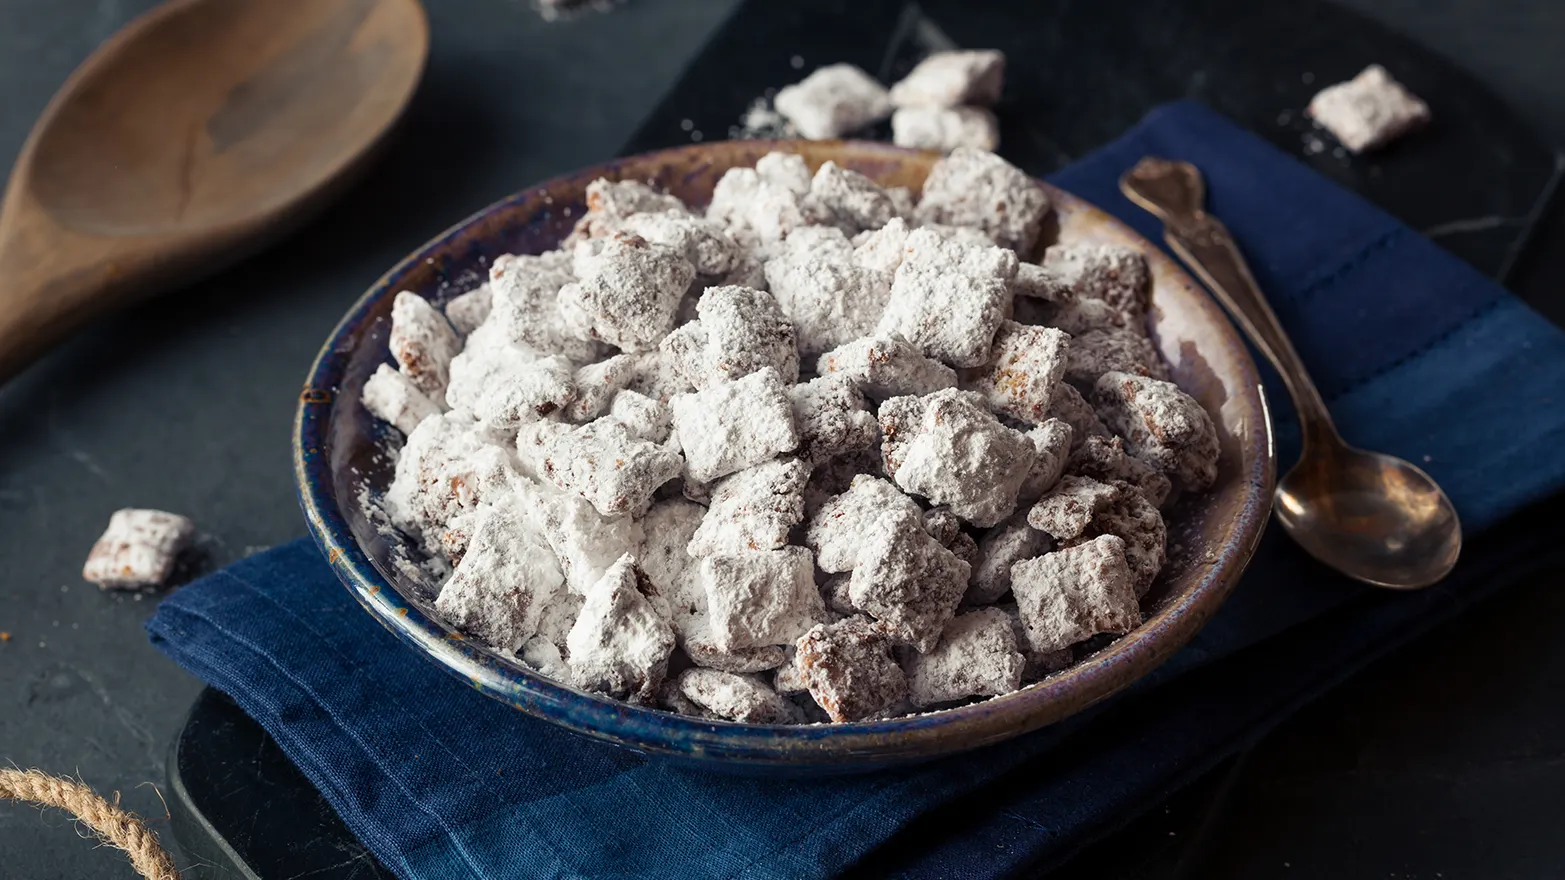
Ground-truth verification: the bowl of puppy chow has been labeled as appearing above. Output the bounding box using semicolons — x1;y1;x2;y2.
294;139;1275;773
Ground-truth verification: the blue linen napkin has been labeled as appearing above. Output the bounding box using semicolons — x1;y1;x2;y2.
148;100;1565;880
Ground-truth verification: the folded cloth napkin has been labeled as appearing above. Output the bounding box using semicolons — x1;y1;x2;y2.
148;100;1565;880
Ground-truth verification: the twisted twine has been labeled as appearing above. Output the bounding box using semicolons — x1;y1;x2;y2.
0;768;180;880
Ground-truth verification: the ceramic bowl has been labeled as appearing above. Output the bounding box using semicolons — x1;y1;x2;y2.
293;140;1275;774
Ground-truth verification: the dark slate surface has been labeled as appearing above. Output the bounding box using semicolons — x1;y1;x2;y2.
3;0;1565;877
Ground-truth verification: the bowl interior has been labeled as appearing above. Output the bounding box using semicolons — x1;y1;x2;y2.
294;140;1274;773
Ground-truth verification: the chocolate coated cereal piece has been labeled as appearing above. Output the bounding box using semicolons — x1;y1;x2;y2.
755;151;814;196
809;161;896;233
362;363;441;436
851;216;911;275
489;252;603;362
816;332;958;401
567;554;677;703
688;458;810;557
801;449;882;519
617;210;741;277
774;64;892;139
567;354;639;422
445;347;577;432
848;521;970;652
805;474;924;572
967;512;1049;605
1064;327;1169;387
922;507;962;547
556;233;696;352
676;668;802;724
1068;434;1172;509
889;50;1005;108
1047;382;1112;449
675;286;800;388
1063;481;1167;598
876;228;1017;368
1091;371;1220;491
1027;474;1123;541
904;607;1026;707
637;498;707;635
523;417;684;517
82;509;196;590
793;616;909;722
571;178;688;241
443;284;493;335
787;374;879;466
881;388;1037;527
997;601;1075;681
763;242;893;358
706;167;826;253
1039;244;1151;321
608;389;671;442
668;367;799;483
820;573;858;616
1011;534;1140;654
625;349;695;403
700;546;825;651
966;321;1071;424
390;291;461;398
914;147;1050;254
532;491;642;596
385;412;497;547
891;106;1000;153
1017;418;1074;506
435;505;564;650
1307;64;1430;153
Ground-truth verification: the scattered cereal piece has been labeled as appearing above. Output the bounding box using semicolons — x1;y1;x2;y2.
773;64;892;139
810;161;896;233
532;491;642;596
787;374;879;466
915;147;1051;254
435;505;564;649
848;521;970;652
567;554;677;703
444;284;493;335
675;668;802;724
1011;535;1140;654
1307;64;1430;153
763;238;893;358
967;513;1049;605
1017;418;1074;506
1064;327;1169;386
446;347;577;431
903;607;1025;707
965;321;1070;424
891;106;1000;153
1068;434;1172;509
1027;474;1123;540
701;546;824;651
880;388;1036;527
489;252;602;362
609;389;671;442
816;332;959;401
877;228;1017;368
556;233;697;352
567;354;639;422
889;50;1005;108
793;616;909;722
521;417;684;517
390;291;461;398
886;186;916;219
82;509;196;590
805;474;924;572
1091;371;1220;491
688;458;810;557
362;363;442;436
1037;296;1134;335
773;654;808;694
668;367;799;483
1038;244;1150;320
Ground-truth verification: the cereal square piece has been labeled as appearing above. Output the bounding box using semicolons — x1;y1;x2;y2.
429;446;538;563
967;512;1049;605
904;607;1026;707
362;363;441;436
522;417;684;517
774;64;892;139
706;167;826;253
1017;418;1074;506
625;349;695;404
688;458;810;557
384;412;497;543
922;507;962;547
764;242;893;358
848;522;970;652
1048;382;1112;448
556;233;696;352
608;389;671;442
816;332;958;401
637;498;707;634
567;554;677;703
566;354;639;422
889;49;1006;108
668;367;799;483
571;178;688;241
851;216;911;275
810;161;896;232
444;284;493;335
801;448;881;518
877;228;1017;368
1064;328;1169;387
532;491;642;596
489;252;602;362
755;151;814;196
966;321;1070;424
793;616;909;721
820;573;858;616
390;291;461;398
805;474;924;572
998;602;1075;681
676;286;800;387
891;106;999;153
881;388;1037;527
445;343;577;431
700;546;824;651
685;639;790;675
1307;64;1430;153
1091;371;1220;491
787;374;879;466
1011;535;1140;654
915;147;1051;254
675;668;802;724
1037;296;1134;335
617;210;741;277
1027;474;1123;540
435;505;564;649
1039;244;1151;320
82;509;195;589
1065;482;1167;598
1068;434;1172;509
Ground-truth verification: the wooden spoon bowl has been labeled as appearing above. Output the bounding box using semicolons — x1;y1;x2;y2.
0;0;428;383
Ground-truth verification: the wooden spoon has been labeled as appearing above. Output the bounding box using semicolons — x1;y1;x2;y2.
0;0;429;383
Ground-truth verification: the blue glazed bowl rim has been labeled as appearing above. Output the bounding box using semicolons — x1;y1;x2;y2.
293;139;1275;771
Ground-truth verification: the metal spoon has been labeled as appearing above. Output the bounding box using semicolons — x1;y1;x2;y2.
1121;157;1461;589
0;0;429;384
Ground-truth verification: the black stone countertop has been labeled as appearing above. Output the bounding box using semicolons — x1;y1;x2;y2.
2;1;1563;877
